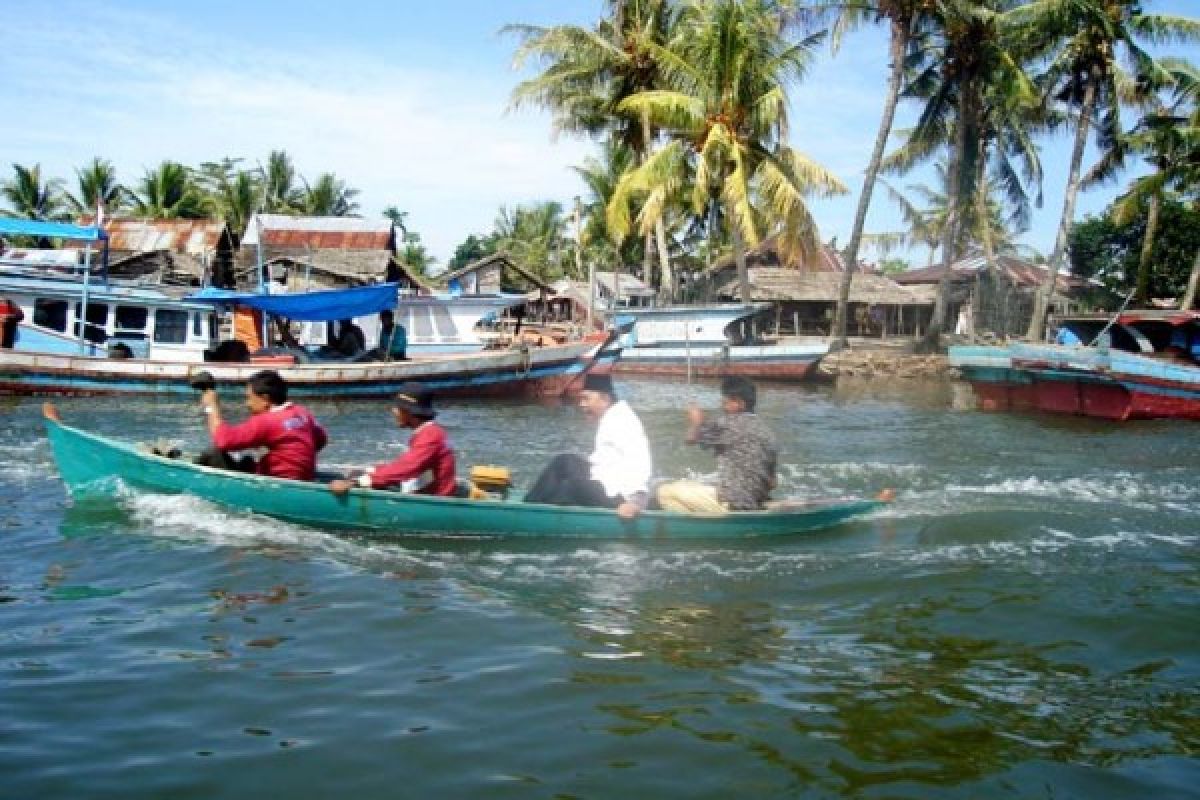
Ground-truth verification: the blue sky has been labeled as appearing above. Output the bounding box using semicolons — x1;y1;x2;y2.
1;1;1196;268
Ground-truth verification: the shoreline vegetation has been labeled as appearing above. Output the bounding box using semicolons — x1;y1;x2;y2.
1;1;1197;352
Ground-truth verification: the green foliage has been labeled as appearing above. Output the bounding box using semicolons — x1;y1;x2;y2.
301;173;360;217
447;234;498;271
877;257;911;275
491;201;575;280
132;161;207;219
1;163;66;222
67;157;128;215
1069;196;1200;300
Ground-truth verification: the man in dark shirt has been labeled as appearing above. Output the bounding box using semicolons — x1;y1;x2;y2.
657;376;777;513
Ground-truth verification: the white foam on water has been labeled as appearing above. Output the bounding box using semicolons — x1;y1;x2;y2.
118;490;433;572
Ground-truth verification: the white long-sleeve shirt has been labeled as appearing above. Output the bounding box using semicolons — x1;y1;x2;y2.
589;400;652;500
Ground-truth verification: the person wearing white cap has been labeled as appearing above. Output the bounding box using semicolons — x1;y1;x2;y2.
525;373;652;519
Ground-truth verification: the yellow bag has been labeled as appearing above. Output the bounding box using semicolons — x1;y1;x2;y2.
469;465;512;496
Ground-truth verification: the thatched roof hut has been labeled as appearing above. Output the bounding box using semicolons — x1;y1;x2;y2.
716;267;935;305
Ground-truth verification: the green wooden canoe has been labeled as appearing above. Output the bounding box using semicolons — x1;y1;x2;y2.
44;416;886;540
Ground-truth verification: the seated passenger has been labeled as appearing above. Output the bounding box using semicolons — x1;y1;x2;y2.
197;369;328;480
329;382;457;496
524;374;651;519
378;309;407;361
657;376;778;513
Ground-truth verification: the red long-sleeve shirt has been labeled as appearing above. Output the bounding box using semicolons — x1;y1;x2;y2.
212;402;327;481
363;421;456;496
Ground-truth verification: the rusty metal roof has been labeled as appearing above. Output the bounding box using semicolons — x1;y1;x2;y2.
241;214;394;251
76;216;230;256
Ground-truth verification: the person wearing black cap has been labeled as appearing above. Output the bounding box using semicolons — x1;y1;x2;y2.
525;373;652;518
329;382;457;496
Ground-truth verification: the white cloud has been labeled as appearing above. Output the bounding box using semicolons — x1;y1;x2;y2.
0;4;591;261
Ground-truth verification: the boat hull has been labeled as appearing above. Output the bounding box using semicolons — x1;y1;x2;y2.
45;420;884;540
613;344;827;380
949;344;1200;421
1;341;602;399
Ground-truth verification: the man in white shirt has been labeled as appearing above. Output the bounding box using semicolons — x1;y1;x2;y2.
525;373;652;519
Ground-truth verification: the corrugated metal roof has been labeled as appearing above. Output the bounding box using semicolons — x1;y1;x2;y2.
241;214;394;249
76;217;228;255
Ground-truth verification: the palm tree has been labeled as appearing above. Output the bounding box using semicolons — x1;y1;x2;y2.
382;206;409;239
807;0;936;345
508;0;679;294
573;138;643;270
492;201;573;279
1015;0;1200;340
196;158;263;240
1;163;67;222
262;150;302;213
132;161;207;219
1086;59;1199;304
394;230;436;277
301;173;360;217
612;0;847;304
66;157;128;217
881;0;1041;348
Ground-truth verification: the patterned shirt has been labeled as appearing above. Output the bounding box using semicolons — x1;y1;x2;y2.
693;413;778;510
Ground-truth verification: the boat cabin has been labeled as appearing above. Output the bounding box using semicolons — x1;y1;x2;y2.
4;276;218;361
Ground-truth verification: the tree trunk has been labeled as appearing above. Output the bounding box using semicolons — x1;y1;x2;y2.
1181;247;1200;310
654;216;673;303
921;87;969;352
974;149;998;342
1026;75;1097;341
832;16;909;347
1134;191;1160;304
641;116;655;292
733;226;751;307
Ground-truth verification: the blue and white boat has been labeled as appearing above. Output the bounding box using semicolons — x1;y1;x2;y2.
0;219;612;398
612;303;828;380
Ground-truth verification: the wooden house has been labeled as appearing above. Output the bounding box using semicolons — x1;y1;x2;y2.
78;218;236;287
239;214;422;291
701;237;932;336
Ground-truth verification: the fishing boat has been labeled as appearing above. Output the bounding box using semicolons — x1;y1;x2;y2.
0;219;610;398
42;409;887;540
949;310;1200;420
612;304;829;380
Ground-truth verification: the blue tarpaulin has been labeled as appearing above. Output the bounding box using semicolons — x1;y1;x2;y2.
0;219;107;241
187;283;399;321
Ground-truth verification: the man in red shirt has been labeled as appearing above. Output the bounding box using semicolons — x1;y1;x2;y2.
198;370;327;481
329;382;457;496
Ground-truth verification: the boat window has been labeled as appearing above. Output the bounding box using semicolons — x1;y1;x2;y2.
192;313;204;338
33;299;68;332
115;305;149;332
154;309;189;343
73;302;109;343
